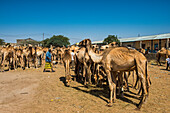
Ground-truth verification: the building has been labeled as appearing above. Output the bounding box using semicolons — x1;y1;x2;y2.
16;38;38;46
92;33;170;53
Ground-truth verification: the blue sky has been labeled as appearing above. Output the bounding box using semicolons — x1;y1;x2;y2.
0;0;170;44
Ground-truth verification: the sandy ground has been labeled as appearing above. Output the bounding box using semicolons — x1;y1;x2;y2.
0;63;170;113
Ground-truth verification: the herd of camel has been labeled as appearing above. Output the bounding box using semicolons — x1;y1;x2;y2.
0;39;170;110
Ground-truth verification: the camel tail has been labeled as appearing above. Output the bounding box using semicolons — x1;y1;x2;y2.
156;53;161;65
146;61;151;86
75;55;79;75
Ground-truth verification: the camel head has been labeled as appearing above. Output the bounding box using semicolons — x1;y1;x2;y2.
79;39;92;48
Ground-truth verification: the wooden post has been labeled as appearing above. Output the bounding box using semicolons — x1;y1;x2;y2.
120;42;122;46
167;38;169;49
151;40;153;53
140;41;142;48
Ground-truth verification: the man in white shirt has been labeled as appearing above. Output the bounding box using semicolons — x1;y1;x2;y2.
166;55;170;70
71;50;75;69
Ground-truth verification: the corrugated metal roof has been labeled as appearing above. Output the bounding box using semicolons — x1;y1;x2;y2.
92;33;170;44
119;33;170;42
92;40;104;44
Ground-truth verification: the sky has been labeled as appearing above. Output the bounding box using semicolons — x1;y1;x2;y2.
0;0;170;44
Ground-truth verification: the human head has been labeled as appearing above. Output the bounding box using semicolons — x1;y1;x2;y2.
72;50;74;52
49;49;51;52
168;55;170;58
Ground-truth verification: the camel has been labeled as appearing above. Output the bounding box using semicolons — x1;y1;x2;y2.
70;45;79;53
22;46;37;69
36;47;44;67
75;47;92;85
139;47;150;56
56;47;65;64
79;39;151;109
14;46;24;69
62;49;72;86
156;47;170;65
0;51;3;72
1;45;16;71
108;42;118;47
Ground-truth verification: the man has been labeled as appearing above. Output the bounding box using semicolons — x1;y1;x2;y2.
71;50;75;69
166;55;170;70
43;49;55;72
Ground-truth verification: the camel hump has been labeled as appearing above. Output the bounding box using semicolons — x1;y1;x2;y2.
63;50;71;61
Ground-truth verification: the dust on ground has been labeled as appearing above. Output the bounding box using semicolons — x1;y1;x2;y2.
0;63;170;113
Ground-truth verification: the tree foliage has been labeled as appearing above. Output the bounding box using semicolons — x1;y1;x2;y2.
41;38;49;47
103;35;120;44
0;39;5;45
42;35;70;47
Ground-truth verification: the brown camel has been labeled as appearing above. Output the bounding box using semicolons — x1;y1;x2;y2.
14;47;24;69
56;47;65;64
22;46;37;69
62;49;72;86
79;39;151;109
1;45;16;71
156;47;170;65
75;47;92;85
108;42;118;47
139;47;150;56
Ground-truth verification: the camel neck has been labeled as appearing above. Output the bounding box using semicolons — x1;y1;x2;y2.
88;47;103;63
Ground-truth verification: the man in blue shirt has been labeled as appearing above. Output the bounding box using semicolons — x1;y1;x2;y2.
43;49;55;72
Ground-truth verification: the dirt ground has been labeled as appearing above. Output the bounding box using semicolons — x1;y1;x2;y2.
0;62;170;113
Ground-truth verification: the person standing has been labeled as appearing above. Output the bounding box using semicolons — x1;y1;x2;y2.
71;50;75;69
166;55;170;70
43;49;55;72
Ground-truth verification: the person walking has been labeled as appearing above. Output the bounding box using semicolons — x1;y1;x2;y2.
166;55;170;70
43;49;55;72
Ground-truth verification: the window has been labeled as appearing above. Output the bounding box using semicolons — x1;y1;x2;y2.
142;44;145;49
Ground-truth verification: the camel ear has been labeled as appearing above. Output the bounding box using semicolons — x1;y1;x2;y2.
85;40;87;45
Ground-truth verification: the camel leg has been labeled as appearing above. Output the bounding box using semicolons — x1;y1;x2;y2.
106;70;116;107
15;57;18;69
13;57;16;70
132;70;135;88
27;57;29;68
124;72;129;91
87;63;92;85
136;63;148;109
118;72;124;97
2;57;5;72
83;63;87;85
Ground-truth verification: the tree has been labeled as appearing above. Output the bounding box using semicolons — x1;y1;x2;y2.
0;39;5;45
103;35;120;44
41;38;49;47
45;35;70;47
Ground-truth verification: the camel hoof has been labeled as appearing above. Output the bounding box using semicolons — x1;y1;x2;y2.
107;103;113;107
120;93;124;98
134;107;140;111
136;104;142;110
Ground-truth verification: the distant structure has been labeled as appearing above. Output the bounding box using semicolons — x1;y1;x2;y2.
92;33;170;53
16;38;39;46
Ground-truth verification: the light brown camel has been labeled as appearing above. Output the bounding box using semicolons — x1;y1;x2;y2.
22;46;37;69
1;45;16;71
14;47;24;69
62;49;72;86
75;47;92;85
36;47;44;67
156;47;170;65
79;39;151;109
56;47;65;64
108;42;118;47
139;47;150;56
